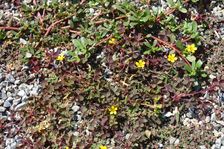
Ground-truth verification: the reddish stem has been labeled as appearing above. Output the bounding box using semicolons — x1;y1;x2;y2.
44;14;75;37
173;80;224;102
95;34;113;47
0;26;19;31
69;30;81;35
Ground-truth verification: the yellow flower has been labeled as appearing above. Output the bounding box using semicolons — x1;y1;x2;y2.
35;120;50;132
56;54;65;61
99;145;107;149
65;147;69;149
135;59;145;69
185;44;197;54
108;38;116;45
167;53;178;63
153;97;160;103
108;105;118;115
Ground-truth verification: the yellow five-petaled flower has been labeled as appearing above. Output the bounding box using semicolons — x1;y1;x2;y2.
99;145;107;149
185;44;197;54
108;38;116;45
135;59;145;69
167;53;178;63
56;54;65;61
108;105;118;115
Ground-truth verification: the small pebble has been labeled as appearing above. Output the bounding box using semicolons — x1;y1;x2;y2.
0;106;6;112
169;136;177;145
211;113;216;122
72;105;80;112
174;139;180;145
17;90;26;97
3;100;11;108
6;74;15;83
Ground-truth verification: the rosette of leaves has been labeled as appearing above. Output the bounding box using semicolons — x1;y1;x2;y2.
184;55;207;78
68;37;95;63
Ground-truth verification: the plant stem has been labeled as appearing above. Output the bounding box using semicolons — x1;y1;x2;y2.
0;26;20;31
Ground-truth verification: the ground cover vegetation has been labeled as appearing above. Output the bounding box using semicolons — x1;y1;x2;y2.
0;0;224;148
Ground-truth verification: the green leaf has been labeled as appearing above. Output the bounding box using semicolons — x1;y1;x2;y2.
184;64;192;72
167;0;174;7
192;21;197;32
192;60;196;70
140;15;150;22
201;73;207;78
0;31;6;40
176;40;184;50
179;7;187;13
114;5;126;14
196;60;203;68
73;39;85;51
186;55;196;62
144;42;151;48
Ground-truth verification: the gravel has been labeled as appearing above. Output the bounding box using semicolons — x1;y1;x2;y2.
0;64;41;148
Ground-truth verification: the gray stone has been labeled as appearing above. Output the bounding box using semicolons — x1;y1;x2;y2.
0;115;7;119
211;113;216;122
72;105;80;112
10;142;17;149
158;143;163;148
1;91;7;100
14;80;20;85
6;97;14;102
215;138;222;148
0;100;3;105
73;131;79;137
30;85;40;96
21;65;29;71
19;38;28;44
169;136;176;144
17;90;26;97
76;114;82;121
28;84;34;90
0;73;4;82
211;145;216;149
12;98;21;106
205;116;210;123
23;0;32;4
174;139;180;145
125;133;131;140
164;112;173;117
25;52;32;58
6;91;12;98
186;112;193;118
199;145;206;149
14;113;21;120
5;138;14;146
6;74;15;83
21;95;28;102
221;135;224;146
12;98;21;105
0;106;6;112
3;100;11;108
14;102;27;110
19;84;30;94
